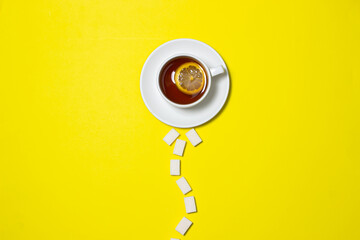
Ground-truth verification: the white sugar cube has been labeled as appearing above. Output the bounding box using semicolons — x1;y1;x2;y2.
175;217;193;235
184;196;197;213
173;139;186;156
185;129;202;147
163;128;180;146
170;160;180;176
170;239;180;240
176;177;192;194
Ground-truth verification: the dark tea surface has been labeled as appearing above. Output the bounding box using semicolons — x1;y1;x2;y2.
159;57;207;105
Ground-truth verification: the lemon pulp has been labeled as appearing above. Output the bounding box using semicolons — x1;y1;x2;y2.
174;62;206;95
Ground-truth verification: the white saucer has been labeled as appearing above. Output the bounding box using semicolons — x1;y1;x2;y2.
140;39;230;128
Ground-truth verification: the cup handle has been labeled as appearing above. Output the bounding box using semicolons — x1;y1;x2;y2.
210;65;225;77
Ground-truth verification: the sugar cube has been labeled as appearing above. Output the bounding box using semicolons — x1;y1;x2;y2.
173;139;186;156
170;160;180;176
163;128;180;146
176;177;192;194
184;196;197;213
175;217;193;235
185;129;202;147
170;239;180;240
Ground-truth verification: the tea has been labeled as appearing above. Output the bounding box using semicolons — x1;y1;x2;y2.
159;57;208;105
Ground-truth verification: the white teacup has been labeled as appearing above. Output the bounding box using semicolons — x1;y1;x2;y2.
157;53;224;108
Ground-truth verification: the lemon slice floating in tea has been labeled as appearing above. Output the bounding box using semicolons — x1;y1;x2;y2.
174;62;206;95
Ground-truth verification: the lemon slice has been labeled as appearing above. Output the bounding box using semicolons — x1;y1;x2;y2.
174;62;206;95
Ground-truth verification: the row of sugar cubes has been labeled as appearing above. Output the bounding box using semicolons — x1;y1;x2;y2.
163;128;202;238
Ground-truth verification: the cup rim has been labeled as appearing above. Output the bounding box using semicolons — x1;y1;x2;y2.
156;53;212;108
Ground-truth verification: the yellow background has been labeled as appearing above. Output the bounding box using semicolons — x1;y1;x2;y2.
1;0;360;239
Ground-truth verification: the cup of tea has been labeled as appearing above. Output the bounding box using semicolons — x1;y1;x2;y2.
157;53;224;108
